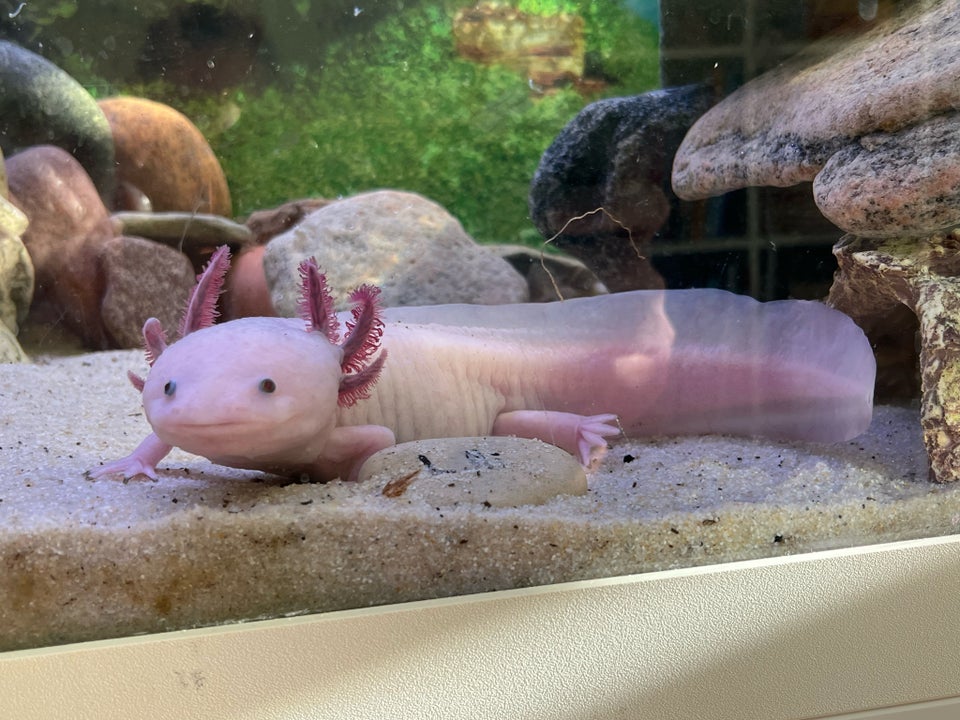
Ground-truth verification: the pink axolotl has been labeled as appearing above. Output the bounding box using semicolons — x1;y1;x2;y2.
90;246;875;483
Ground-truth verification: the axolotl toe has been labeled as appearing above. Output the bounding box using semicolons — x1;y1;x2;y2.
90;246;876;483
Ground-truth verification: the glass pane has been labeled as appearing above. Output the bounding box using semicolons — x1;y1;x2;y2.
1;0;955;651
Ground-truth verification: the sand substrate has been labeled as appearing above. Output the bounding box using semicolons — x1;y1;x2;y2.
2;350;959;651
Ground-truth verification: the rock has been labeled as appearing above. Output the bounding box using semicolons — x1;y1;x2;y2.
111;211;253;273
263;190;528;314
6;145;116;348
6;145;195;349
453;3;585;89
490;243;606;301
98;97;232;216
0;41;115;205
0;323;27;363
530;85;714;291
672;1;960;201
813;111;960;237
245;198;333;244
224;245;275;319
0;231;34;338
98;235;196;349
828;230;960;482
0;154;34;337
358;436;588;508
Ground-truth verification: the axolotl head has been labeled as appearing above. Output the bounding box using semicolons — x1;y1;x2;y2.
131;246;387;469
143;317;344;464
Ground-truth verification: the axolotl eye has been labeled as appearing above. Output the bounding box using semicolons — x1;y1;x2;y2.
258;378;277;394
163;380;176;396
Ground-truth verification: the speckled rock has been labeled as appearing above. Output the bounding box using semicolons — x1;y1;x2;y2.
358;436;587;508
0;42;115;205
672;0;960;201
530;85;713;291
98;97;231;216
829;230;960;482
263;190;528;314
97;235;196;349
814;111;960;237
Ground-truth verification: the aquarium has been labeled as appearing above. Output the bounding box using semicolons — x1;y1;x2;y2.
1;0;958;661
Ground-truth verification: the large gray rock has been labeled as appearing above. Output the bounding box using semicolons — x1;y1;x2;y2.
0;41;115;204
530;85;713;291
263;190;528;314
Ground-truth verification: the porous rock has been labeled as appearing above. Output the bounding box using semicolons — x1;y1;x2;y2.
0;183;33;337
530;85;713;291
0;41;115;204
263;190;528;314
672;0;960;201
98;96;232;216
0;323;27;363
813;111;960;237
358;436;587;508
829;230;960;482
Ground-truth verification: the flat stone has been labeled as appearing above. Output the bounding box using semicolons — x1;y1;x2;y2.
489;243;606;302
263;190;528;314
672;0;960;200
814;111;960;237
358;436;588;508
828;230;960;482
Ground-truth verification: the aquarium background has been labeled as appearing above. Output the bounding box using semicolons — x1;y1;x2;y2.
1;0;875;300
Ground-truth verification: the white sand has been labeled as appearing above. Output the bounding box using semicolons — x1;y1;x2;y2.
1;349;957;651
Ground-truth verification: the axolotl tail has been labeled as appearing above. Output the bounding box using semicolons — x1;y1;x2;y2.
382;288;876;445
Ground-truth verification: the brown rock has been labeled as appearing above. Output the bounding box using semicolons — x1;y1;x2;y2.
224;244;275;319
6;145;115;348
245;198;333;244
828;231;960;482
99;97;231;216
98;235;196;348
453;3;585;89
673;0;960;200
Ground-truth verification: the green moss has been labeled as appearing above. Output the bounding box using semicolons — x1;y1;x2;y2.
139;1;661;245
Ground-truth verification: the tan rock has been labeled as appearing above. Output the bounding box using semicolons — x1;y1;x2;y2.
814;111;960;237
0;323;27;363
673;0;960;201
358;436;587;508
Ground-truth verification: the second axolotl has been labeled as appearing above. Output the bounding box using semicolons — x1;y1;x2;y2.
90;246;876;483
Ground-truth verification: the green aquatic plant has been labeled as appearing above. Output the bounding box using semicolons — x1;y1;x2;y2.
117;1;658;245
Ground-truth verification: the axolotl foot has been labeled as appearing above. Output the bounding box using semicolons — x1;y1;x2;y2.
491;410;622;468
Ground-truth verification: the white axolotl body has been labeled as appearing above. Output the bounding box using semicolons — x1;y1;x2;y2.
90;247;876;483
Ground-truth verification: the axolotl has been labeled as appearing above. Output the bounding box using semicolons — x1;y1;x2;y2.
90;246;876;483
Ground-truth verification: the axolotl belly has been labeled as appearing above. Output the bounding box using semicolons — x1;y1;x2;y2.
90;247;875;483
